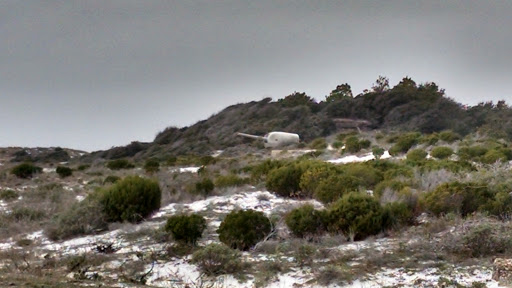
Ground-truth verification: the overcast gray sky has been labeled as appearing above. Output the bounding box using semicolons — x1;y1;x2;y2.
1;1;511;151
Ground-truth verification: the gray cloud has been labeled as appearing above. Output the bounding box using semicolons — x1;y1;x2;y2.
1;1;511;151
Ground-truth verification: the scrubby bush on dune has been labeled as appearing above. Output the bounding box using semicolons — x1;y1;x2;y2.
266;163;306;198
56;166;73;178
422;181;493;217
327;192;383;241
106;159;135;170
382;202;414;230
45;197;108;240
285;204;327;239
214;174;249;188
406;148;427;163
388;132;421;156
218;209;271;251
192;243;243;276
11;163;42;179
314;174;361;204
299;163;338;198
165;214;206;245
100;175;161;223
309;138;327;150
430;146;453;159
193;177;215;196
438;130;460;143
144;159;160;173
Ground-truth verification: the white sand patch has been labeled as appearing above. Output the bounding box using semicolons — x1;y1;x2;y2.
153;191;324;219
170;167;202;173
43;167;56;173
75;195;85;202
328;150;392;164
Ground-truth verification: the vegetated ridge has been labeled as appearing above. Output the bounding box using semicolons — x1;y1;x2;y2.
87;76;512;161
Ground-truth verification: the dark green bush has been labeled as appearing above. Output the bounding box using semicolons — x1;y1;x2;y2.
11;163;42;179
372;146;385;160
100;176;161;223
249;159;286;182
462;224;512;257
144;159;160;173
285;204;327;239
418;159;475;173
422;182;493;217
218;209;271;251
194;178;215;196
430;146;454;159
314;175;361;204
374;180;407;199
165;214;206;245
192;243;243;276
56;166;73;178
106;159;135;170
327;192;383;241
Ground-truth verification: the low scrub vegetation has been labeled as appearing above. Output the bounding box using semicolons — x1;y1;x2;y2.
165;214;206;245
11;163;42;179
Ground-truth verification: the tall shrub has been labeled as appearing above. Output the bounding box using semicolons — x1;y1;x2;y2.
100;176;161;223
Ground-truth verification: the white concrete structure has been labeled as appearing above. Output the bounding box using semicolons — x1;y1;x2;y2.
237;131;300;148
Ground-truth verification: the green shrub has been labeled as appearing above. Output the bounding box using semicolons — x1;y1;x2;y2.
418;159;475;173
406;149;427;163
372;146;385;160
11;163;42;179
45;198;108;240
194;178;215;196
77;164;90;171
382;202;414;230
462;223;512;257
266;164;305;198
99;176;161;223
285;204;327;239
103;175;120;185
430;146;453;159
438;130;460;143
144;159;160;173
299;163;338;198
481;149;507;164
388;132;421;155
314;175;361;204
327;192;383;241
457;146;488;161
215;174;249;188
165;214;206;245
249;159;286;182
106;159;135;170
374;180;407;199
218;210;271;251
0;189;19;201
309;138;327;150
422;182;493;217
56;166;73;178
192;243;243;276
343;163;383;188
344;136;361;153
421;133;439;145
